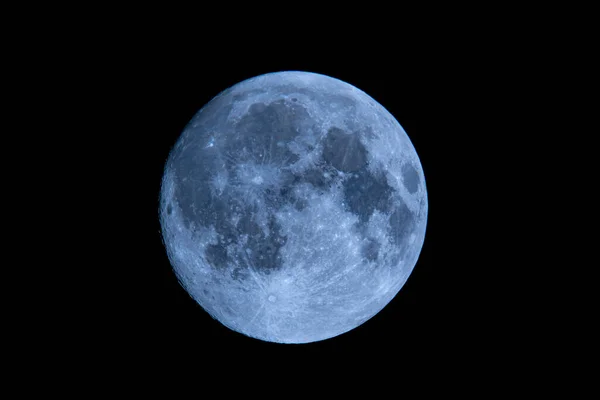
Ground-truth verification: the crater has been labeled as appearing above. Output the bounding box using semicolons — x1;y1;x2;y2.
293;197;308;211
322;127;367;172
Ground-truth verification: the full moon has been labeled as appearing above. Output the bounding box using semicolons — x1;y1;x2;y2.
159;71;427;343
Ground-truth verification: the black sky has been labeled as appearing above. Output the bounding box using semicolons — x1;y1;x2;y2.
74;38;510;378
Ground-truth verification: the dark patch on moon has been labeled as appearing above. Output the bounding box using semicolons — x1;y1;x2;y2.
343;167;394;223
226;100;312;167
301;164;339;190
173;98;321;274
172;146;216;230
362;238;381;262
205;242;229;269
276;185;307;211
231;267;250;282
388;201;416;257
166;204;172;215
401;163;420;194
254;170;310;212
237;215;287;274
293;198;308;211
201;288;220;300
322;127;367;172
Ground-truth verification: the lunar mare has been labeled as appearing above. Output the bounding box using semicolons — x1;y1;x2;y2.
159;71;427;343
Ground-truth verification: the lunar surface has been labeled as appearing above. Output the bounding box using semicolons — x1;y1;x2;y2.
159;71;427;343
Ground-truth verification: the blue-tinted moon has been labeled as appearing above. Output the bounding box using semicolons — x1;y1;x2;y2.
159;71;427;343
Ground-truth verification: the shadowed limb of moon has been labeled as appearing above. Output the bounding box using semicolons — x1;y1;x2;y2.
159;71;427;344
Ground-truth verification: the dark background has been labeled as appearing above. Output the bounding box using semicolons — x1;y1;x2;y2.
11;8;561;390
4;6;559;390
72;38;507;377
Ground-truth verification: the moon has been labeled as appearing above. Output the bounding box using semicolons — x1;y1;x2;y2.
159;71;427;344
